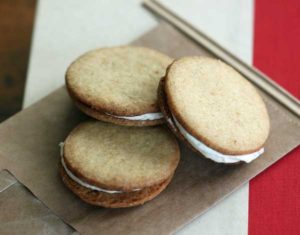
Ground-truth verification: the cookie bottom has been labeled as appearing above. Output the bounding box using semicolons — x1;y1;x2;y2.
60;165;172;208
74;100;164;127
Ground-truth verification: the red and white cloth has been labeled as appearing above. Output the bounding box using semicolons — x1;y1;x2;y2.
250;1;300;234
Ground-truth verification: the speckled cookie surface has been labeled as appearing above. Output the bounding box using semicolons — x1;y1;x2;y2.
66;46;172;116
158;77;241;165
60;166;172;208
164;57;270;155
63;121;180;191
158;77;196;152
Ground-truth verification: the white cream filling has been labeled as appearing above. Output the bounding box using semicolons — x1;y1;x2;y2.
106;112;163;121
59;143;141;193
171;116;264;163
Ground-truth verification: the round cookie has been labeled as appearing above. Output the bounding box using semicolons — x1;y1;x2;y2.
66;46;173;126
60;121;180;208
159;57;270;164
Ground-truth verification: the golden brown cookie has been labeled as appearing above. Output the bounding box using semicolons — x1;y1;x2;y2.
60;121;180;208
66;46;173;126
159;57;270;164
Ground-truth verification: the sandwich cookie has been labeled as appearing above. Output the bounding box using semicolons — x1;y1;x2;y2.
158;57;270;164
66;46;172;126
60;121;180;208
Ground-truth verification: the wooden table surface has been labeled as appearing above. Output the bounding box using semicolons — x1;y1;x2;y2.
0;0;36;122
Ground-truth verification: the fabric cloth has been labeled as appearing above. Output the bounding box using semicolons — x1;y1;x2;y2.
249;1;300;234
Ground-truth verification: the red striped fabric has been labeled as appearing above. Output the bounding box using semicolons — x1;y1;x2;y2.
249;1;300;234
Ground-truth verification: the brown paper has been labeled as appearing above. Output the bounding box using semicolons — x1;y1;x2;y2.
0;23;299;235
0;170;78;235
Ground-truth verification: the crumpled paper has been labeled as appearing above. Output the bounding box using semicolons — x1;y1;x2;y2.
0;170;78;235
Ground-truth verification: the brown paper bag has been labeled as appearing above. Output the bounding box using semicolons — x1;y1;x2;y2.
0;23;299;235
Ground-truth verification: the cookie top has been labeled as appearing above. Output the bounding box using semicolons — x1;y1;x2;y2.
63;121;179;191
165;57;270;155
66;46;172;116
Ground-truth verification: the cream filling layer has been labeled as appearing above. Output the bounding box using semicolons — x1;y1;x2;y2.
171;116;264;163
59;143;141;194
106;112;163;121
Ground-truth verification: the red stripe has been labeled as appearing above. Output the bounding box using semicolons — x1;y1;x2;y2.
249;1;300;235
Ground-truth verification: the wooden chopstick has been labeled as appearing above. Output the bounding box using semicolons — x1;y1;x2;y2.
143;0;300;118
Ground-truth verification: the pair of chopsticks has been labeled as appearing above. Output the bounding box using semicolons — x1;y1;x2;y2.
143;0;300;118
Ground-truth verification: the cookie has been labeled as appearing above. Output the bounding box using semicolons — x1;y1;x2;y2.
60;121;180;208
66;46;173;126
159;57;270;164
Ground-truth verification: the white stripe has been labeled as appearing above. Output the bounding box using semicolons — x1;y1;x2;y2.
106;112;163;121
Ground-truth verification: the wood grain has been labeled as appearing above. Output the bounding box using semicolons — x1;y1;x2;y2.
0;0;36;122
